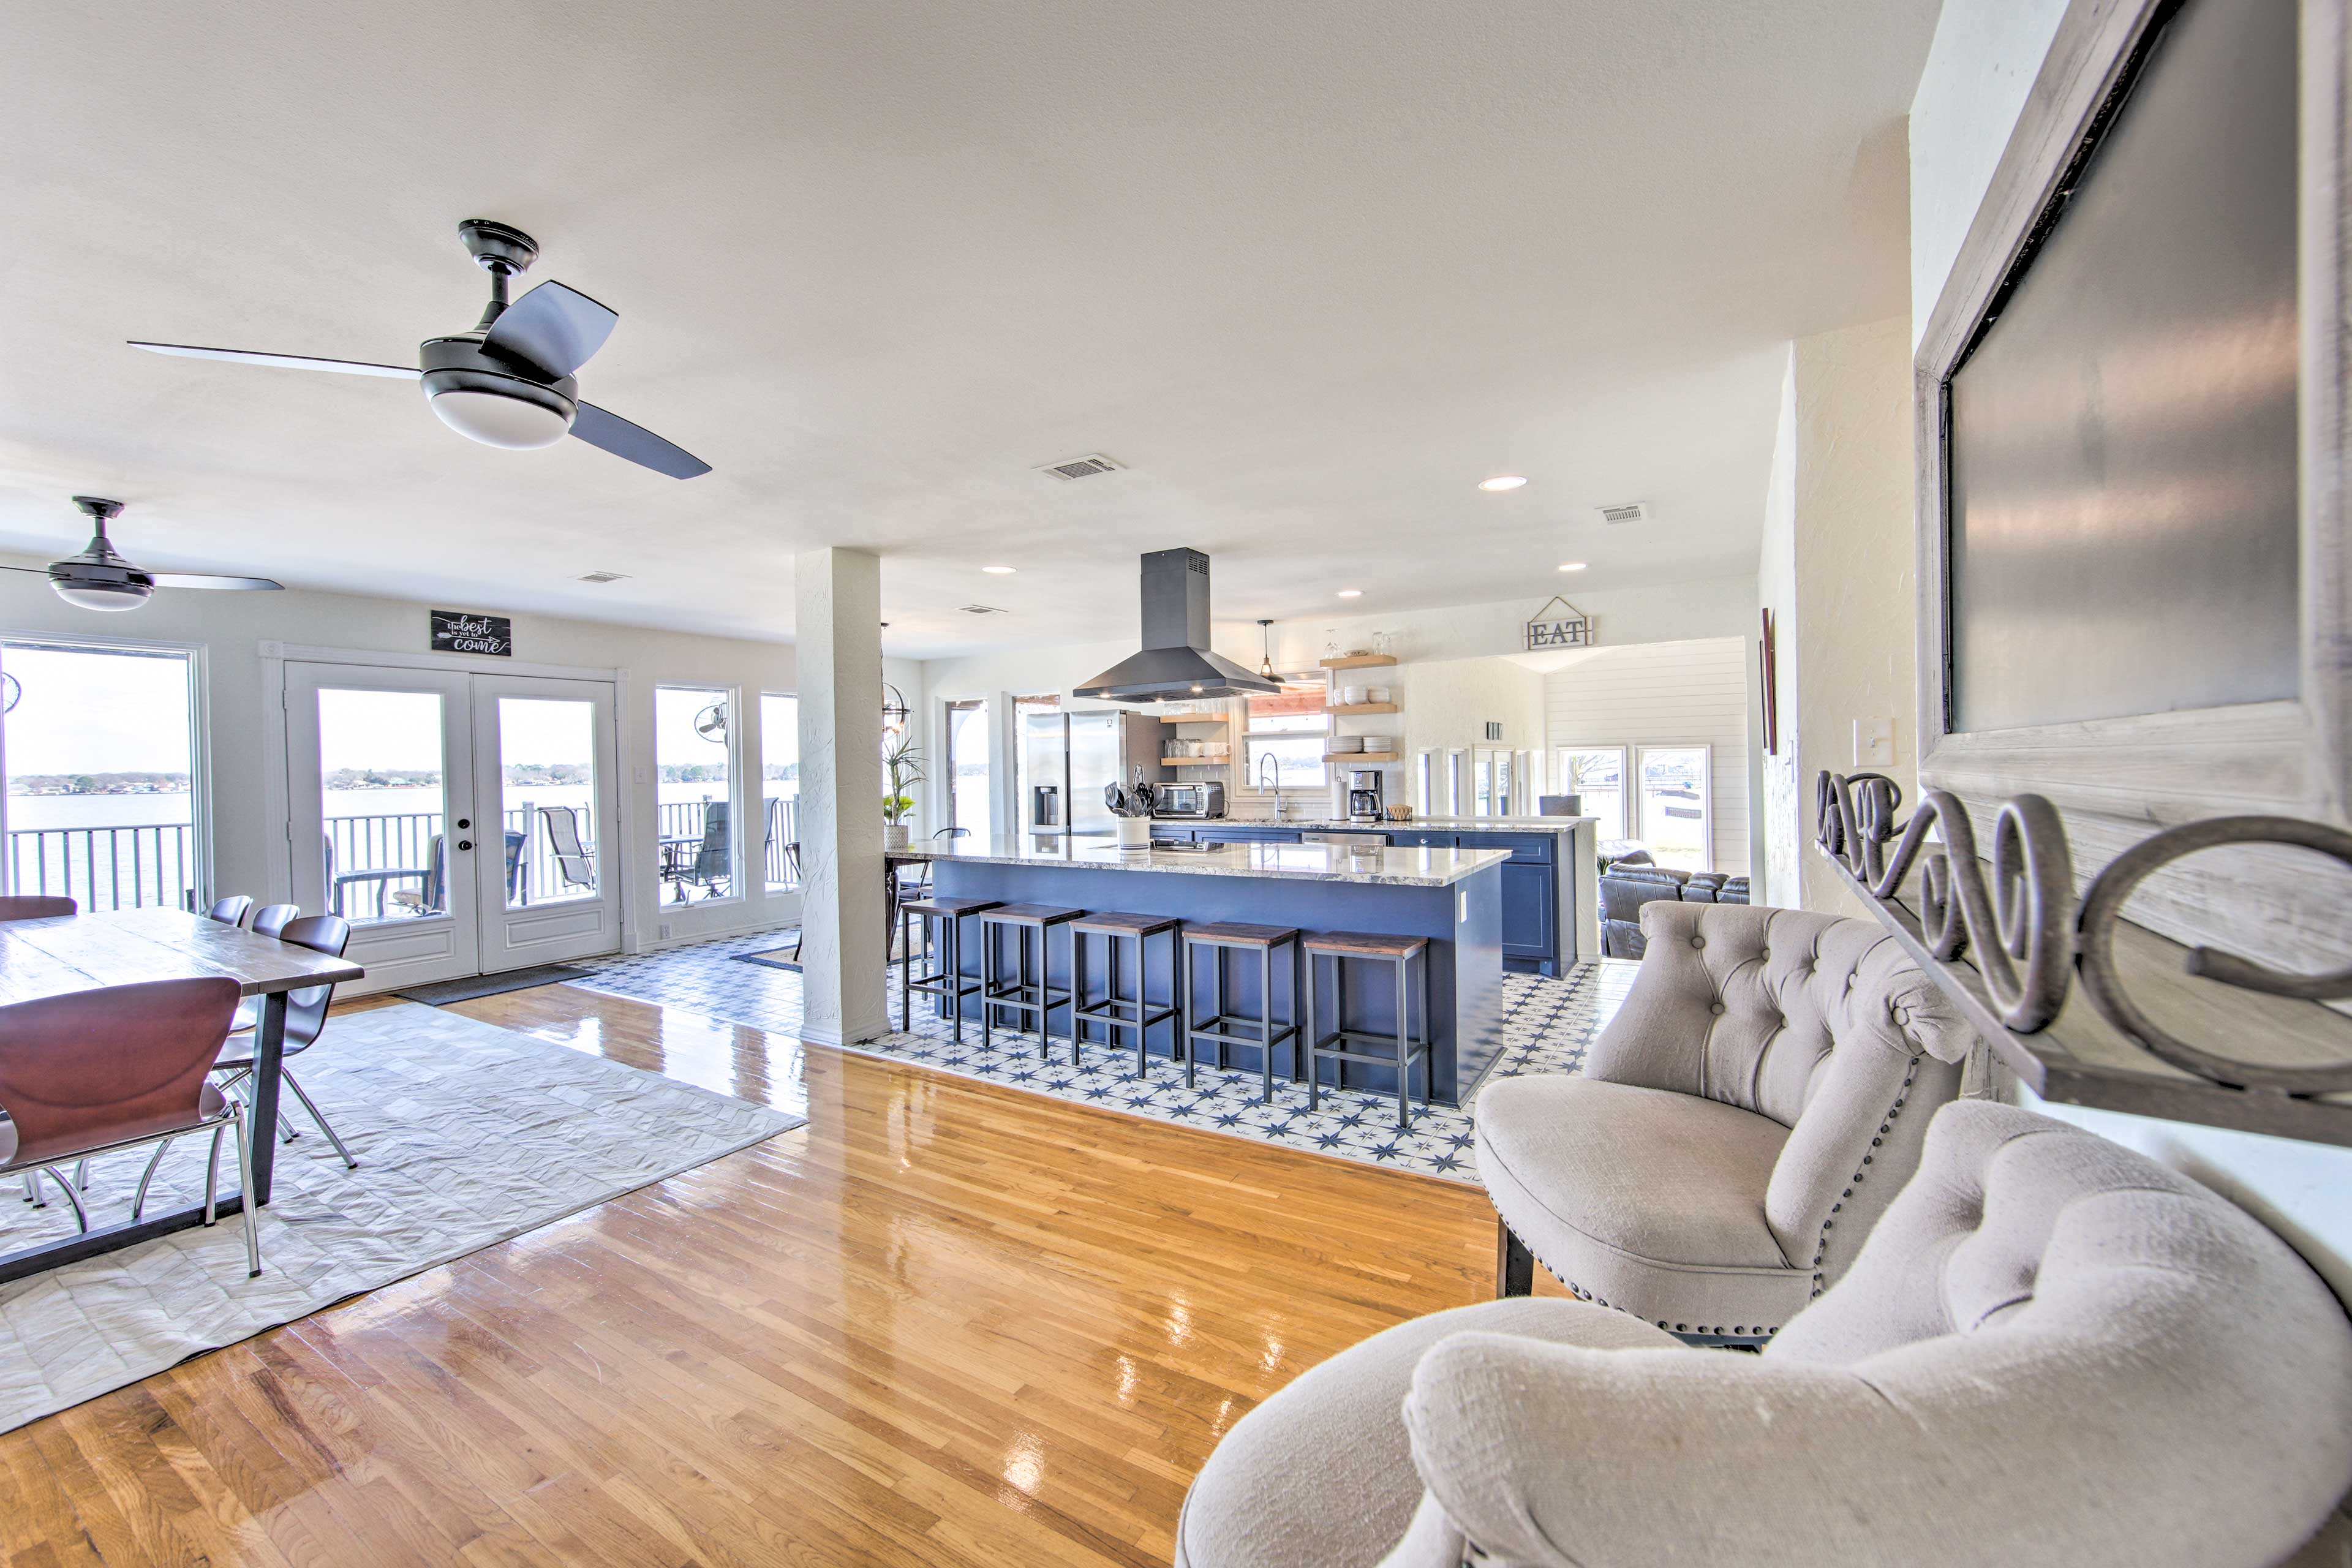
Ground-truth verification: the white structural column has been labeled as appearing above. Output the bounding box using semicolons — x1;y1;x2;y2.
794;547;888;1046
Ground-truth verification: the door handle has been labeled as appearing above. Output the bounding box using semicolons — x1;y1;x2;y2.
457;839;473;852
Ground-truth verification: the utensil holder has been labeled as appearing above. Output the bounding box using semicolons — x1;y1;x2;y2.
1117;816;1153;847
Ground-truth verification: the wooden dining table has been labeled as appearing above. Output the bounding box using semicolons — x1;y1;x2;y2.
0;905;364;1285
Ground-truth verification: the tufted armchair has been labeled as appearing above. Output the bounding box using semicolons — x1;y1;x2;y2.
1175;1102;2352;1567
1479;901;1971;1341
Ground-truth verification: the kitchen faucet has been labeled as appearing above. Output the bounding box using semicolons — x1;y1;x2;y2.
1257;751;1285;820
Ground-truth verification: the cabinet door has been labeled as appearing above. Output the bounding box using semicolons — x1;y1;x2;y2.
1456;831;1554;863
1499;861;1556;963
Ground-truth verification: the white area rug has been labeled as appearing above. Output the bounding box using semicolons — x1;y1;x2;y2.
0;1000;803;1433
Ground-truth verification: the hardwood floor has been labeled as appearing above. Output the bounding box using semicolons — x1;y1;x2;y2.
0;982;1546;1566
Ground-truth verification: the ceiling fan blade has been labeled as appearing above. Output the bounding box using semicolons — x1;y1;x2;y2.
128;342;421;379
0;565;51;576
482;281;617;380
570;401;711;479
146;572;285;591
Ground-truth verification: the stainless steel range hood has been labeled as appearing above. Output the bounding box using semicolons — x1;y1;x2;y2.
1075;547;1283;703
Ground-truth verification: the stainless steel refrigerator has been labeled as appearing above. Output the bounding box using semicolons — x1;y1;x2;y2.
1022;710;1162;839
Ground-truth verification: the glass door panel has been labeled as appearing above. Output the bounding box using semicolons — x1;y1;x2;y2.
286;663;479;990
656;685;734;903
1635;745;1711;872
471;673;620;971
762;693;800;892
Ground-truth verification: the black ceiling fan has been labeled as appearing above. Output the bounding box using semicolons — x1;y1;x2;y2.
2;497;283;612
129;219;710;480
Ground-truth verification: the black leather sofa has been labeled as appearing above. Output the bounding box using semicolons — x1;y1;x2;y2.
1599;863;1752;957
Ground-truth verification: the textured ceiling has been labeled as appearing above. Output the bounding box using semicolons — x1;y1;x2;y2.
0;1;1934;657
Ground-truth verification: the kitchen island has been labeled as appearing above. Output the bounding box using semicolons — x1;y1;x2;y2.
898;836;1510;1104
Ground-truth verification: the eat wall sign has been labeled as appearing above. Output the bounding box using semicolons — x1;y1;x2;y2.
432;609;513;658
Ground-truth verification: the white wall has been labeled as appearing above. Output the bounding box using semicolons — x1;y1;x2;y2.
1792;316;1920;915
1757;349;1803;906
917;574;1762;829
1909;4;2352;1314
1544;638;1751;874
1907;0;2071;350
0;563;833;960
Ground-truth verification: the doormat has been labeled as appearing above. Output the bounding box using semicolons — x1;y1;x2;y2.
396;965;597;1006
734;941;801;972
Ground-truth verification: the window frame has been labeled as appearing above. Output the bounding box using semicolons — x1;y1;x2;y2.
1633;742;1713;873
759;689;801;892
1235;673;1333;797
653;681;744;906
1553;744;1630;843
0;631;213;909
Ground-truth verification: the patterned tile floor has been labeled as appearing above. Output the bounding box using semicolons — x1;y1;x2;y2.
574;932;1638;1183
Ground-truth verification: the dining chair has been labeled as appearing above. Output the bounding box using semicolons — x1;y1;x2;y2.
0;895;77;921
196;913;360;1170
249;903;300;940
206;895;255;927
0;976;261;1277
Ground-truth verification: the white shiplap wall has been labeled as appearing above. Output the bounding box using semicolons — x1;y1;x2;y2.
1544;636;1752;873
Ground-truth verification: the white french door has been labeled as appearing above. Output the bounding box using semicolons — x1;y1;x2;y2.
284;662;621;990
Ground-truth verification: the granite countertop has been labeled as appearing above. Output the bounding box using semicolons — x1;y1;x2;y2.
897;836;1512;888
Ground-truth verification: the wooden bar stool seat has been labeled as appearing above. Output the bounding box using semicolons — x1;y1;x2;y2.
1071;911;1183;1077
1182;923;1303;1103
898;896;1000;1041
1304;929;1432;1128
978;904;1084;1058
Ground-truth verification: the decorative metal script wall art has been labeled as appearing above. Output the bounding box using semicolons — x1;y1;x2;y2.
1814;769;2352;1098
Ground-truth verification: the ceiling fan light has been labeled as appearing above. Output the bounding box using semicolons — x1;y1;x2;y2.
52;579;150;612
429;387;573;450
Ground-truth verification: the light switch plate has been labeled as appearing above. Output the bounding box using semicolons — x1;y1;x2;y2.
1855;717;1896;767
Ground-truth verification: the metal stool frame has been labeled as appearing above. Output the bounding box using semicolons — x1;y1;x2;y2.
978;907;1081;1058
1182;927;1302;1104
899;897;1000;1040
1305;935;1431;1129
1070;914;1185;1076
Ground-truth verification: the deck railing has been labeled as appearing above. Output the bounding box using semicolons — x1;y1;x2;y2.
5;793;805;915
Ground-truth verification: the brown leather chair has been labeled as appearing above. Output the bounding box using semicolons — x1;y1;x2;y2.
0;976;260;1276
0;895;77;921
206;895;255;927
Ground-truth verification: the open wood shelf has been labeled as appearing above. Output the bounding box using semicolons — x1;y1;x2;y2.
1319;654;1398;669
1325;702;1398;715
1326;751;1401;764
1158;712;1229;723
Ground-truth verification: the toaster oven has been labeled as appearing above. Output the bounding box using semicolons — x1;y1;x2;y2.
1152;780;1227;818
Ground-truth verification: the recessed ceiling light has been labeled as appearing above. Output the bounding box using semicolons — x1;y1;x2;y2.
1557;561;1588;572
1336;589;1363;598
1479;475;1528;492
981;564;1017;575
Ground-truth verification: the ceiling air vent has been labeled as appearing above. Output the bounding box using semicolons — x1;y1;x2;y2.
1035;453;1125;481
1597;502;1648;526
576;570;630;584
959;603;1010;616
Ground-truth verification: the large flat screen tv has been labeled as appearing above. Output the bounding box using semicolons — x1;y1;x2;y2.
1945;0;2300;734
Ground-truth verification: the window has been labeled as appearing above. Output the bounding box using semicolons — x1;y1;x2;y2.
655;685;735;902
944;699;990;837
1635;745;1711;872
1445;749;1466;815
1556;747;1628;841
1415;749;1436;815
1;639;203;913
761;693;799;891
497;695;599;909
1242;679;1330;791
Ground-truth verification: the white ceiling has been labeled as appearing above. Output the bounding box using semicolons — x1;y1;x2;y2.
0;1;1934;659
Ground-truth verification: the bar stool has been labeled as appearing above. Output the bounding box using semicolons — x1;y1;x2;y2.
978;903;1083;1057
1304;931;1431;1129
898;895;998;1038
1182;922;1302;1103
1070;911;1183;1076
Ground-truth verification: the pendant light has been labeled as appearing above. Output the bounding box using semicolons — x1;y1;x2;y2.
1257;619;1276;680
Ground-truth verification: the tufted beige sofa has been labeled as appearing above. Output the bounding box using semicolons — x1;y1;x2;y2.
1477;901;1972;1339
1173;1102;2352;1567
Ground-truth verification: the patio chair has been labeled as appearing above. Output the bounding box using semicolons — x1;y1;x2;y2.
387;831;528;915
538;805;597;894
668;802;731;902
140;914;360;1204
0;976;260;1278
326;835;429;919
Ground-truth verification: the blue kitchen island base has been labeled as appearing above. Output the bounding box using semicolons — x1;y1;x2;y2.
921;841;1507;1105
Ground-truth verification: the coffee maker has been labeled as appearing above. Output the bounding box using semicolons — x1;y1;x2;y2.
1346;769;1384;823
